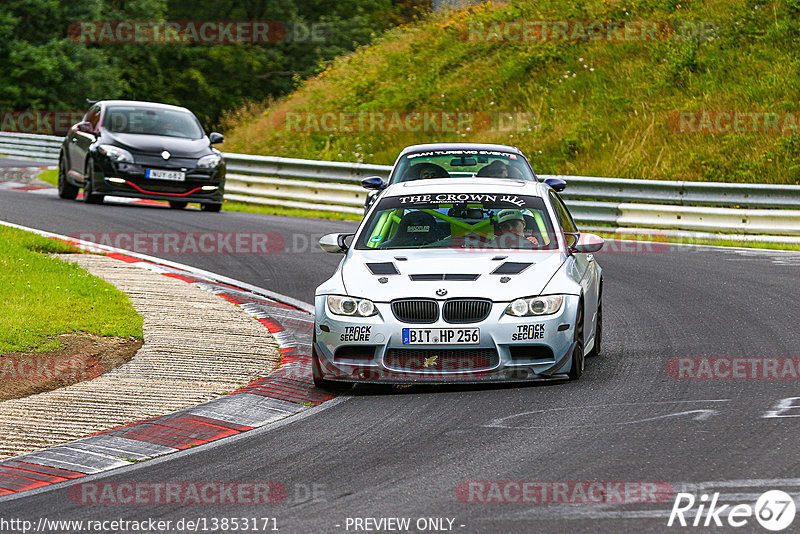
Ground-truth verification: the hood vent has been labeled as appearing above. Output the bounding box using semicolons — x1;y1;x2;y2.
366;262;400;275
409;274;480;281
491;262;533;275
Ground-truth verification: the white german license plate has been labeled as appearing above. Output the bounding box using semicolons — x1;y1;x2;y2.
146;169;185;181
402;328;479;345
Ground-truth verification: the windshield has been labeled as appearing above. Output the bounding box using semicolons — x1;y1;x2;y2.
391;149;536;183
356;193;558;251
104;106;204;139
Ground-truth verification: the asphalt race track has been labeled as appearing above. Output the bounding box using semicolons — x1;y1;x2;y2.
2;186;800;533
0;158;52;168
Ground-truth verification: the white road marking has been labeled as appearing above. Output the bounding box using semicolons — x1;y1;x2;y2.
484;400;731;429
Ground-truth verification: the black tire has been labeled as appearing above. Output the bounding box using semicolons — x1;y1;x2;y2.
57;153;78;200
169;201;188;210
311;344;351;391
200;202;222;212
568;302;585;380
588;293;602;358
82;159;104;204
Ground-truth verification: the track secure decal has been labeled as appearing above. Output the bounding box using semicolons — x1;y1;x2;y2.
512;324;545;341
341;326;371;342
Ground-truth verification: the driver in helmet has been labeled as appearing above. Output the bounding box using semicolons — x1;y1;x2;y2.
496;209;539;246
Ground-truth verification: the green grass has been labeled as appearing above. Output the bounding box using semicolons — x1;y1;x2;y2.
0;226;143;353
223;0;800;185
223;201;362;221
38;169;58;186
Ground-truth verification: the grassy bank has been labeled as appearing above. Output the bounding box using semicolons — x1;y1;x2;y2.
224;0;800;185
38;168;58;186
223;201;362;221
0;226;143;353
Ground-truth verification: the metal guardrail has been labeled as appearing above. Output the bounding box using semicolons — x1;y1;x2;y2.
0;131;61;162
555;176;800;210
2;131;800;236
223;153;390;183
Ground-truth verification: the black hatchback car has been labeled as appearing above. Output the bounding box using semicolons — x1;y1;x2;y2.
58;100;226;211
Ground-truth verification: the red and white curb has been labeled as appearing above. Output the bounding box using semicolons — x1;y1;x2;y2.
0;166;56;170
0;181;54;194
0;180;172;206
0;221;332;499
0;166;56;189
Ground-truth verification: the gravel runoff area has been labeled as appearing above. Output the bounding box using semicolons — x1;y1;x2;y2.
0;254;281;460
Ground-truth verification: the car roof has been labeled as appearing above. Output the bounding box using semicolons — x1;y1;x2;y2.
379;177;548;199
399;143;525;156
97;100;193;114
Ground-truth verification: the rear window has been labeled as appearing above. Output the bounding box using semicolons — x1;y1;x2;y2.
391;149;536;183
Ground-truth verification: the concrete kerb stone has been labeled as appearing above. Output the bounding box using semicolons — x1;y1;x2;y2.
0;254;282;461
0;226;335;498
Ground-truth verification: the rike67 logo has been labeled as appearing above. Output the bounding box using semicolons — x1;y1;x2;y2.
668;490;796;531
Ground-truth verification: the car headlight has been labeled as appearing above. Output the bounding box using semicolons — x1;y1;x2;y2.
505;295;563;317
98;145;133;163
197;154;222;169
327;295;378;317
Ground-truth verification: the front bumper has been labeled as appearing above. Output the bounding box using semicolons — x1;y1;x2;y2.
92;158;225;203
314;295;579;384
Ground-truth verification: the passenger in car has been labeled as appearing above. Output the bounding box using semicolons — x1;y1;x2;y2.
407;163;449;180
476;160;509;178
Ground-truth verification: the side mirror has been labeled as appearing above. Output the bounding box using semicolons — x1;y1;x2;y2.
361;176;386;190
76;121;94;134
209;132;224;144
571;233;604;253
544;177;567;192
319;233;354;253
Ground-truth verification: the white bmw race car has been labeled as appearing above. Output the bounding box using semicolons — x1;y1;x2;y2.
313;175;603;388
